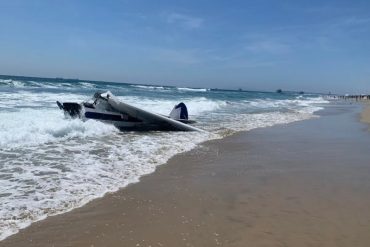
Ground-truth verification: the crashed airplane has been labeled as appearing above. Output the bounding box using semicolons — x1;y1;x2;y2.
57;91;201;131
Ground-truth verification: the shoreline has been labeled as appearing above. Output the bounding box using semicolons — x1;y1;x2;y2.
2;102;370;246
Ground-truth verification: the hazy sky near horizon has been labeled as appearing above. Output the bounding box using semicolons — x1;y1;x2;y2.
1;0;369;93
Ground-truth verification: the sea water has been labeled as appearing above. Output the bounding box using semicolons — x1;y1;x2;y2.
0;75;328;240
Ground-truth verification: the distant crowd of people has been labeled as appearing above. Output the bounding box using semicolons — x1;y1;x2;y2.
338;95;370;101
326;95;370;101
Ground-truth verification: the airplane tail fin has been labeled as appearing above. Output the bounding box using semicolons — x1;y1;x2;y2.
169;102;188;120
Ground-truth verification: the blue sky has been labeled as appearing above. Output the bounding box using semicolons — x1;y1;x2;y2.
1;0;369;93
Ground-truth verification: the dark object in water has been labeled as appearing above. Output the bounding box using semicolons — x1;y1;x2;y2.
276;89;283;93
57;101;81;118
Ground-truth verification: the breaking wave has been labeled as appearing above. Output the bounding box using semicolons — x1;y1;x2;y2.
177;87;209;92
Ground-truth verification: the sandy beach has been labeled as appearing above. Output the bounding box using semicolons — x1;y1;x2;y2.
2;102;370;247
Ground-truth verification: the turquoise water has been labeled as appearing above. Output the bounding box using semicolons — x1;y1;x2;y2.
0;75;328;240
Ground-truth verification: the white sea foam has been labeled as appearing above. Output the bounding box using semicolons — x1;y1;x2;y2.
0;79;25;88
115;96;227;116
0;126;211;240
79;82;96;89
246;96;328;112
177;87;209;92
0;79;12;83
0;91;89;109
0;109;117;149
131;85;166;90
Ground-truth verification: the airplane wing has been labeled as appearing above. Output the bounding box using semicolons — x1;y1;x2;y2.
107;93;202;131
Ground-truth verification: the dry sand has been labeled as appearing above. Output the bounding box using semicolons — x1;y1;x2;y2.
2;103;370;247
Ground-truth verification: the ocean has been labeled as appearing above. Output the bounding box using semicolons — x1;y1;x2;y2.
0;75;328;240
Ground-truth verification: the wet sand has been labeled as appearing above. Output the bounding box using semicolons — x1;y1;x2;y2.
361;103;370;127
2;103;370;247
